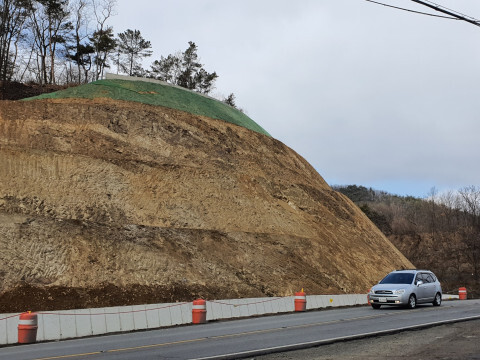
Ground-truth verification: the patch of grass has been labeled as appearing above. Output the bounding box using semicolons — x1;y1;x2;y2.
25;79;270;136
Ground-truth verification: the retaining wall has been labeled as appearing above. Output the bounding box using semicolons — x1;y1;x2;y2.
0;293;459;345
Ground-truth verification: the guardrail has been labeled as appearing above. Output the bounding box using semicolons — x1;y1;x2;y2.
0;293;460;345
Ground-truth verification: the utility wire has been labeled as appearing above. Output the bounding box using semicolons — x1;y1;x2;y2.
366;0;480;28
365;0;459;20
410;0;480;27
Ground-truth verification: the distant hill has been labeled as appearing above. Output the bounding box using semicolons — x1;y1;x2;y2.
334;185;480;297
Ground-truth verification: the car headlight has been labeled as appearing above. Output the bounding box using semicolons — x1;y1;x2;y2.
369;288;375;294
394;289;405;295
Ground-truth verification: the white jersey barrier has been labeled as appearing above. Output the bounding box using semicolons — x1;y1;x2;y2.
0;293;458;345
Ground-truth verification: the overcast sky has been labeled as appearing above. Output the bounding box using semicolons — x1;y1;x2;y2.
109;0;480;198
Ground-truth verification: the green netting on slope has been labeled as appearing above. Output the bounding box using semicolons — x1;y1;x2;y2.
25;79;271;137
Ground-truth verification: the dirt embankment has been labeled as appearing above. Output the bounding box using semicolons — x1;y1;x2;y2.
0;81;67;101
389;233;479;298
0;98;412;312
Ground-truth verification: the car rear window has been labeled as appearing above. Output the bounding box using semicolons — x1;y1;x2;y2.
379;273;414;284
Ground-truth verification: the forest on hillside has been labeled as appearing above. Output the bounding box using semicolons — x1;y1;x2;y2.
1;0;119;85
0;0;240;105
334;185;480;296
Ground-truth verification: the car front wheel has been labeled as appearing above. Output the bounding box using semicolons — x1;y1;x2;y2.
371;303;381;309
433;292;442;306
407;294;416;309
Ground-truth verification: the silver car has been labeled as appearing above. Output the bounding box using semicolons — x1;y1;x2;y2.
368;270;442;309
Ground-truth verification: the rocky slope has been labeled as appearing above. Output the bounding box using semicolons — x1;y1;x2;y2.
0;97;412;311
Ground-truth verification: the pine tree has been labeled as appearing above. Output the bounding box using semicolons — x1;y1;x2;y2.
116;28;152;76
149;41;217;94
91;27;116;80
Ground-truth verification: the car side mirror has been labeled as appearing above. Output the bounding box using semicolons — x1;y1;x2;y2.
416;280;423;286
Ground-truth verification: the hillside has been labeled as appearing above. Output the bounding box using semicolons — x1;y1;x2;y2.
335;185;480;297
0;82;412;312
27;76;270;136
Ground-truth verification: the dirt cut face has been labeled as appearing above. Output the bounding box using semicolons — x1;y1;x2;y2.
0;98;413;311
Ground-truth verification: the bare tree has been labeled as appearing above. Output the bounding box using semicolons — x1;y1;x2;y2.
28;2;49;83
427;186;438;241
91;0;115;80
27;0;72;84
0;0;117;84
66;0;91;83
438;190;461;232
0;0;30;82
458;186;480;281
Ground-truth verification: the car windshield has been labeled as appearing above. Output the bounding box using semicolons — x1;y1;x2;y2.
379;273;414;284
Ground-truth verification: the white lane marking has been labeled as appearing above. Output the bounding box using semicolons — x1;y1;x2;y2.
190;315;480;360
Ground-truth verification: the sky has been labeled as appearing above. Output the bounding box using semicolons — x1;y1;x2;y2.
109;0;480;198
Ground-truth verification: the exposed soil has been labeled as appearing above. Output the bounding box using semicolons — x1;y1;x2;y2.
0;81;67;100
0;97;413;312
389;233;480;298
0;282;231;313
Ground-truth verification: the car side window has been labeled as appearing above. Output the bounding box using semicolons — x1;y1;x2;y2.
425;274;434;283
415;274;422;284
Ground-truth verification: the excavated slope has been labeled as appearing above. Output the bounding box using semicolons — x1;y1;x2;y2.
0;98;412;311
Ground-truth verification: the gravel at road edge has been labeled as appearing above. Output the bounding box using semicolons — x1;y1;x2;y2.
255;319;480;360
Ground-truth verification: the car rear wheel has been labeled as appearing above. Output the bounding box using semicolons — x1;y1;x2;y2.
433;292;442;306
371;303;381;309
407;294;416;309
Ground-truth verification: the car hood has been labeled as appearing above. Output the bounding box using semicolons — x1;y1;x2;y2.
372;284;412;291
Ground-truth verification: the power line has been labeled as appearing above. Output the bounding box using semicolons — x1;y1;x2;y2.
365;0;480;27
410;0;480;27
365;0;459;20
412;0;477;21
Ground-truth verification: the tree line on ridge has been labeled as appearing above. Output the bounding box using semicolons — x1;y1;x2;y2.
0;0;238;106
334;184;480;294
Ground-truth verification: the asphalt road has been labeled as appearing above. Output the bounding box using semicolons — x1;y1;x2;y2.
257;318;480;360
2;299;479;360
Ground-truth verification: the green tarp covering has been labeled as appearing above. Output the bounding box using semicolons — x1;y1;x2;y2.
25;79;270;137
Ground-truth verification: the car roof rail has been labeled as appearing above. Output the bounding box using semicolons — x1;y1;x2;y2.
395;269;418;272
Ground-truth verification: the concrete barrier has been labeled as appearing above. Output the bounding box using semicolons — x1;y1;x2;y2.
145;304;161;329
2;292;458;345
442;294;460;300
0;314;18;344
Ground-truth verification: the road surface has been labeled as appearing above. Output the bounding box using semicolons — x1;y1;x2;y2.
257;318;480;359
2;299;479;360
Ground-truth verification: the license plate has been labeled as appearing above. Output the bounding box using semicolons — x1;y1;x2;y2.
379;297;387;303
